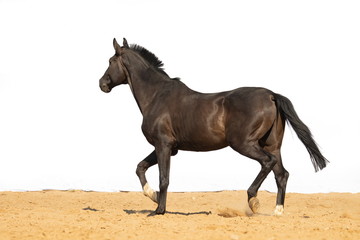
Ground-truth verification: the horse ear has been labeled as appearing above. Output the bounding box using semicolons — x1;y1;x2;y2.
123;38;129;48
113;38;122;55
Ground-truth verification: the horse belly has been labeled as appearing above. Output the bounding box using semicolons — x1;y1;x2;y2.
175;116;227;151
177;136;228;151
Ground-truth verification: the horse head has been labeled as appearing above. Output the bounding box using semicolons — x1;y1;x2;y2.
99;38;129;93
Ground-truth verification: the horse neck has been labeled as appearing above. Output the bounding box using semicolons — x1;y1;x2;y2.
125;62;183;114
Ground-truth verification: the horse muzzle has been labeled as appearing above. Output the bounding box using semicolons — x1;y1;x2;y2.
100;83;111;93
99;77;112;93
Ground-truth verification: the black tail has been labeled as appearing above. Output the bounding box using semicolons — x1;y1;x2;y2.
273;93;329;172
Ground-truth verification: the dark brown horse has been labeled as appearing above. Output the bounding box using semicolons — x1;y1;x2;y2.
99;38;328;216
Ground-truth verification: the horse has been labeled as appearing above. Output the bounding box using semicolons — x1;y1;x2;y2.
99;38;328;216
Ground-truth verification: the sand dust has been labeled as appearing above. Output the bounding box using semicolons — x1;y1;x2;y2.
0;190;359;240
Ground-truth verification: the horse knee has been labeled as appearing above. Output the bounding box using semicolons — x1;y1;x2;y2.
159;176;169;191
136;161;147;177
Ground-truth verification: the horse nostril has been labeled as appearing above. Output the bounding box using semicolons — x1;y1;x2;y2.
105;76;111;84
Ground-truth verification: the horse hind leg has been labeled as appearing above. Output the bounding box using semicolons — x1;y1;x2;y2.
230;141;277;214
136;150;159;203
248;150;277;214
271;153;289;216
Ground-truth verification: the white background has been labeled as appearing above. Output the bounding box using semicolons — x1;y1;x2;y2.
1;0;359;193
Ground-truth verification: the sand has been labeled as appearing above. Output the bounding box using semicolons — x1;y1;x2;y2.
0;190;359;240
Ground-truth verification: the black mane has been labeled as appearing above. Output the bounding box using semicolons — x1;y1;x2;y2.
130;44;179;80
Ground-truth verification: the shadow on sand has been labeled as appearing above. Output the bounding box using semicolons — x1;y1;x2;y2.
124;209;211;216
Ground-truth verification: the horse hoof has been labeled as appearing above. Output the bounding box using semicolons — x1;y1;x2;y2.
147;211;158;217
143;183;158;203
147;208;165;217
274;205;284;216
249;197;260;213
155;207;166;215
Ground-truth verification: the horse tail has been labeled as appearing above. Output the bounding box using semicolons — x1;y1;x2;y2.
273;93;329;172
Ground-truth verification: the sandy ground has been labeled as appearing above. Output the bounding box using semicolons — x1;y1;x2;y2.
0;190;359;240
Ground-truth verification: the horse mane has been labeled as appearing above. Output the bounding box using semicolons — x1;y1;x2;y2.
129;44;180;81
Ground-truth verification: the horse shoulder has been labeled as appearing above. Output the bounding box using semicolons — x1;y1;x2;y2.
141;112;176;147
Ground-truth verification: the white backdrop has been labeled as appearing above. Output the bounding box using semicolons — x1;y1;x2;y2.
1;0;359;193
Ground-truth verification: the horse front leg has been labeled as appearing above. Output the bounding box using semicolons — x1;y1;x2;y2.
152;143;172;215
136;150;159;203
